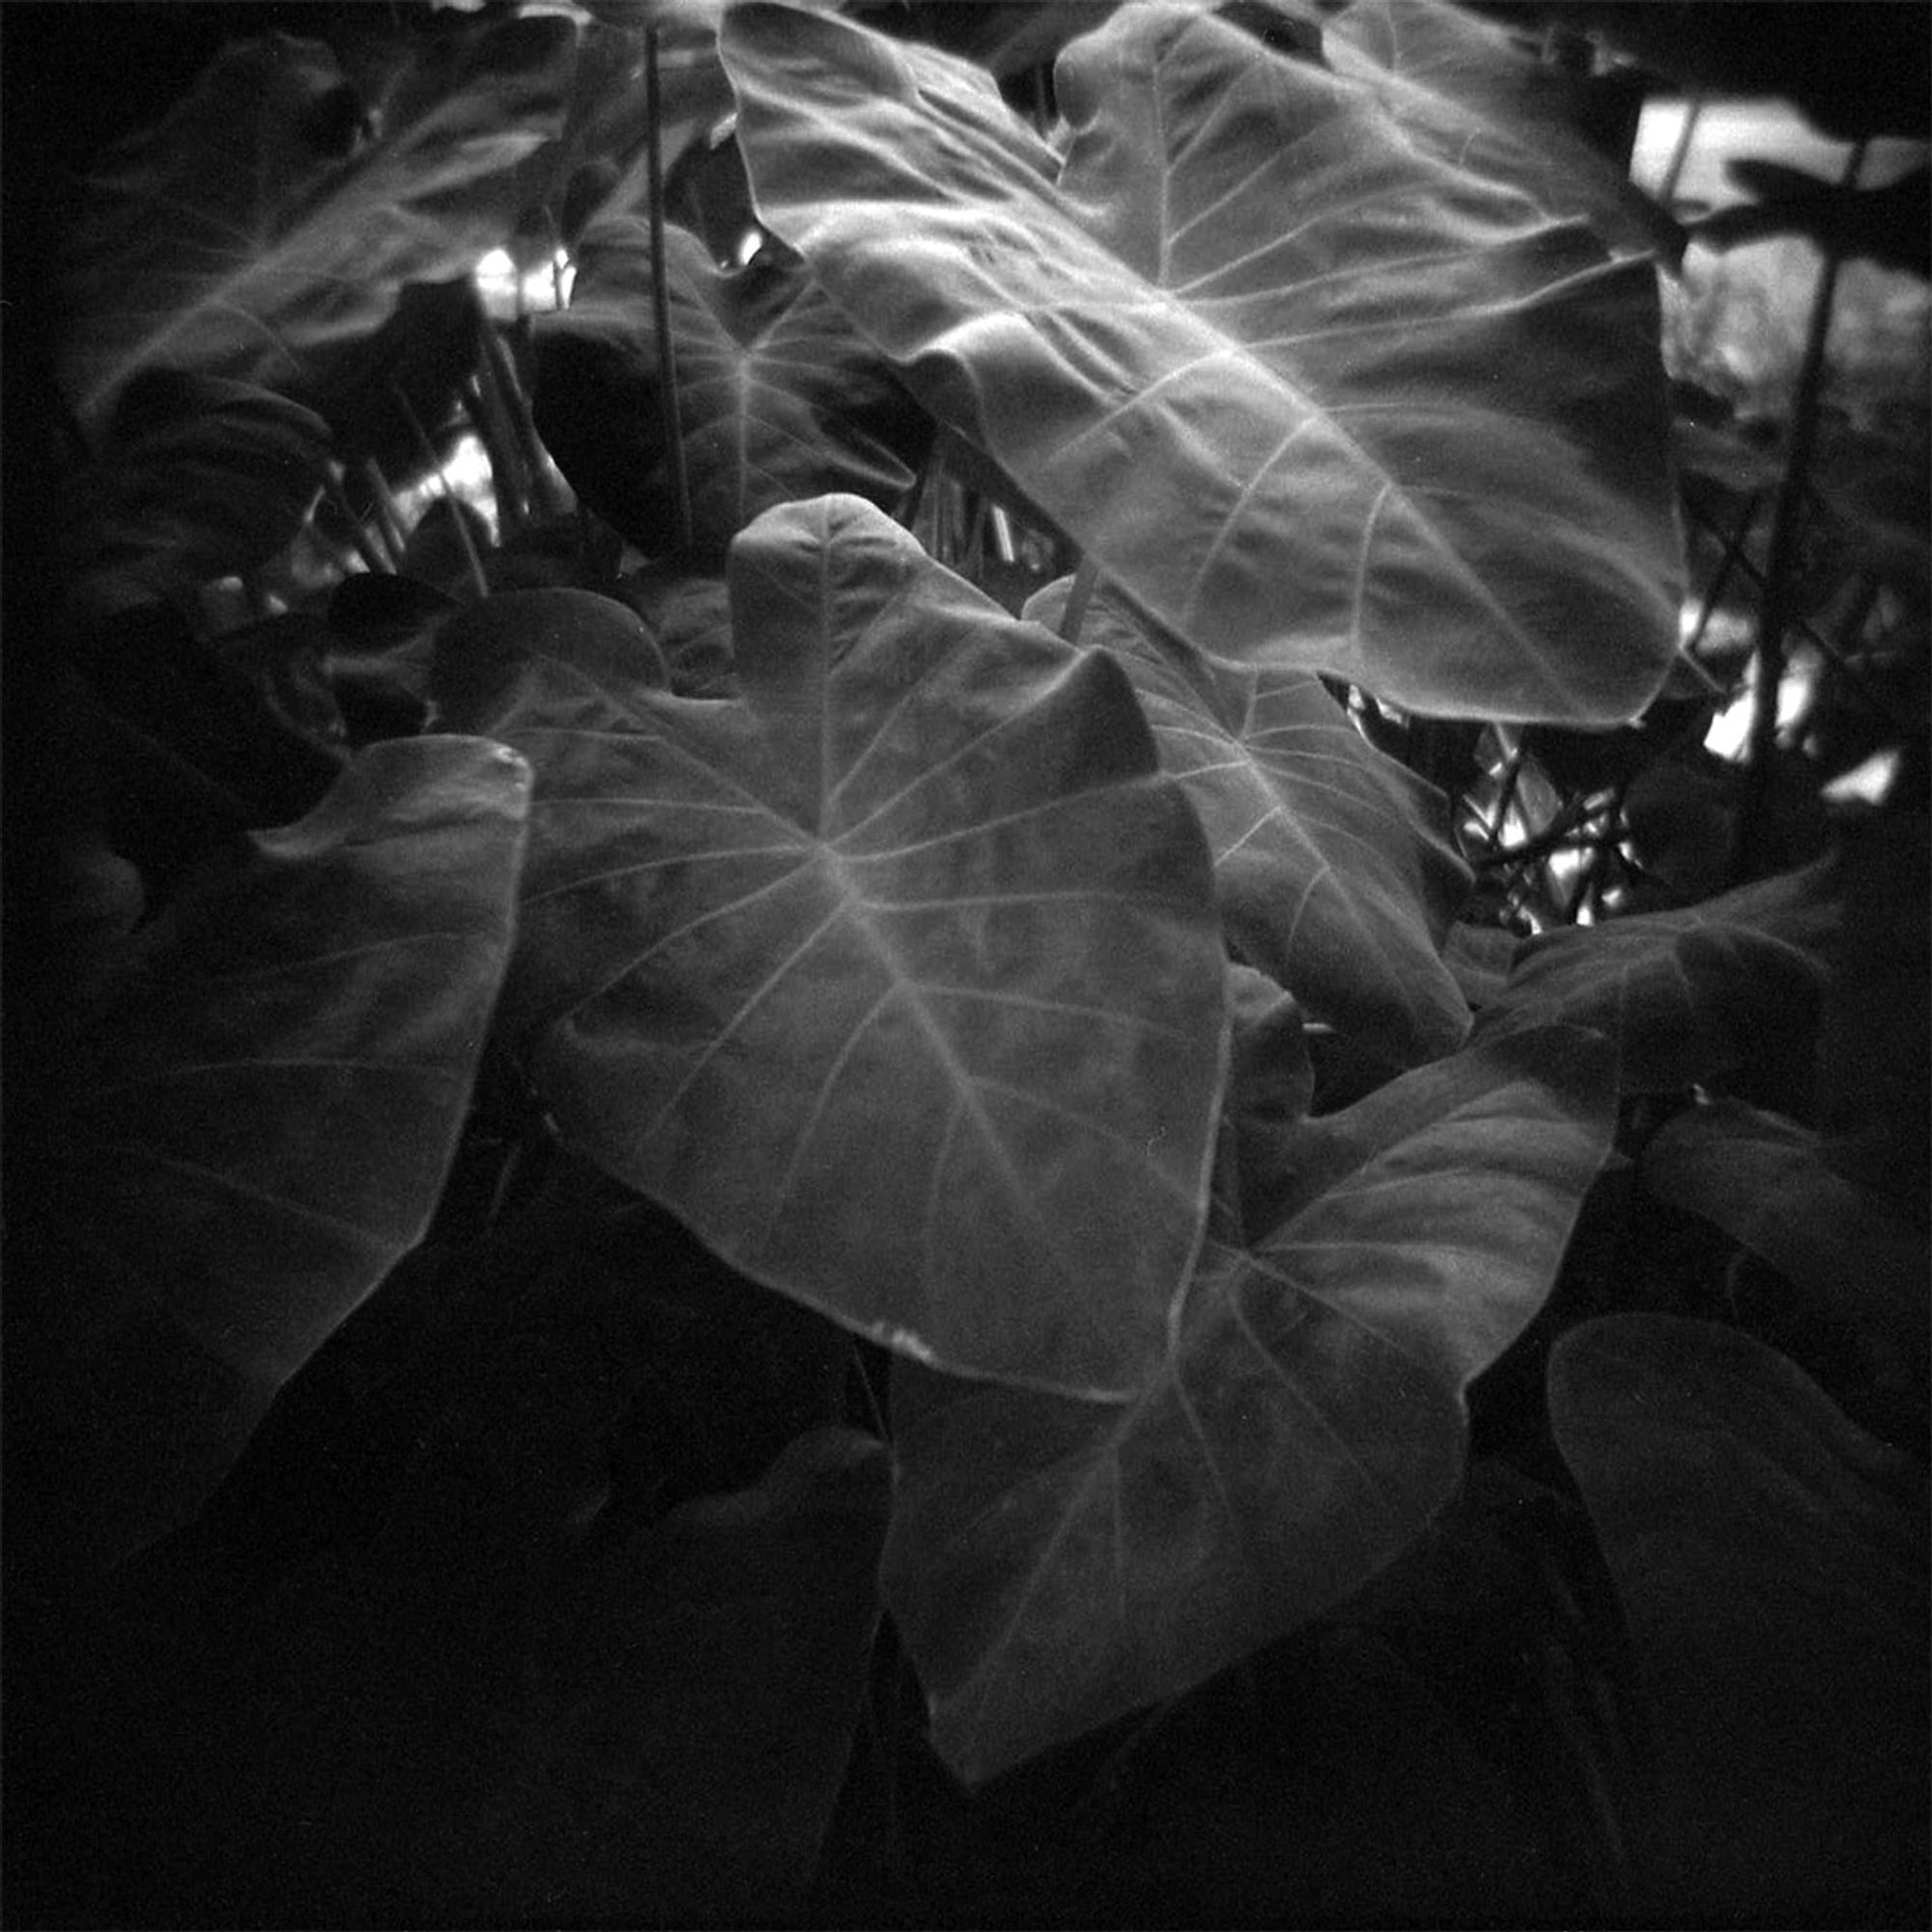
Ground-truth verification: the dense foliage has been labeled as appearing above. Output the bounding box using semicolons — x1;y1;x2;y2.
6;1;1926;1924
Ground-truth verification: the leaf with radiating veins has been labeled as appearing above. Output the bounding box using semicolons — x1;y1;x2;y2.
22;736;531;1576
431;499;1229;1398
721;1;1682;722
884;1023;1615;1782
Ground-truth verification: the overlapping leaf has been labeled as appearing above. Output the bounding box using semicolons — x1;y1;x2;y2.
26;736;531;1572
884;1023;1615;1782
1476;859;1839;1093
1641;1101;1928;1355
1028;578;1469;1063
1550;1317;1929;1917
66;371;331;613
62;16;577;426
530;221;930;555
430;497;1227;1397
721;1;1682;722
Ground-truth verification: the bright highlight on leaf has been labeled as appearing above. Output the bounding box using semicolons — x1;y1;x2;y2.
431;501;1229;1397
721;0;1684;723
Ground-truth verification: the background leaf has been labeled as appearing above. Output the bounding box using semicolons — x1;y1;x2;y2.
1640;1100;1928;1362
1028;578;1470;1065
431;500;1227;1396
65;372;331;613
14;736;531;1577
62;16;576;427
722;0;1682;722
884;1023;1615;1783
1549;1316;1929;1920
531;221;930;556
1474;858;1838;1094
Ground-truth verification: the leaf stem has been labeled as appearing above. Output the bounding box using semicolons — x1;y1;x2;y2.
1057;555;1099;646
1733;137;1866;881
325;467;392;575
646;25;694;555
390;379;489;602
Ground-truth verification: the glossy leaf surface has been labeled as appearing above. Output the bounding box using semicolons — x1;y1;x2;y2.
29;736;531;1571
1475;860;1838;1093
1550;1317;1929;1918
431;499;1227;1397
885;1024;1615;1782
63;17;576;425
532;221;929;556
722;1;1682;721
1029;578;1470;1064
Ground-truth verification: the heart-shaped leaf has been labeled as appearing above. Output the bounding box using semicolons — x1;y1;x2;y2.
1028;578;1470;1064
18;736;531;1575
62;16;576;427
430;498;1227;1397
530;221;930;556
884;1023;1614;1782
1476;859;1838;1093
721;1;1682;722
1549;1316;1929;1918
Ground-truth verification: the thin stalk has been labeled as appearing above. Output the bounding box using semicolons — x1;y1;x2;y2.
462;372;529;536
1734;138;1867;880
1057;554;1099;646
391;380;489;602
646;25;694;554
1680;486;1764;659
325;466;393;574
361;457;411;564
1655;89;1704;209
479;320;568;520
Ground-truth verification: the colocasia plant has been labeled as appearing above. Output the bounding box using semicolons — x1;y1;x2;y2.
10;1;1926;1925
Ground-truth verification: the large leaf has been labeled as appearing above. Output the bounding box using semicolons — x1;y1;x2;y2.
17;736;531;1575
1324;0;1685;263
1549;1317;1929;1919
1640;1101;1928;1359
430;498;1227;1396
721;1;1682;723
1474;859;1839;1094
62;16;577;427
530;220;930;556
1028;578;1469;1064
884;1023;1615;1782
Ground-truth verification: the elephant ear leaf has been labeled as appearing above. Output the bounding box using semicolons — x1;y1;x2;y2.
431;500;1229;1400
530;220;931;557
1550;1316;1928;1918
62;15;576;428
1027;579;1470;1066
17;737;531;1577
885;1024;1615;1784
721;0;1682;723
